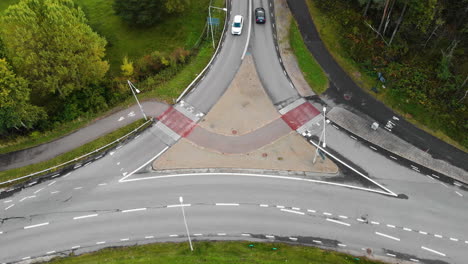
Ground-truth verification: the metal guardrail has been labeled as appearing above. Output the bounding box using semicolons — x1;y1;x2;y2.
176;0;229;103
0;118;153;186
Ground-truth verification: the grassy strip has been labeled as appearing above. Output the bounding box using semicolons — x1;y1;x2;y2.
44;241;387;264
305;0;467;151
289;20;328;94
0;119;148;187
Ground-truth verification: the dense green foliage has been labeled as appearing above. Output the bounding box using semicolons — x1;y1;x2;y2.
113;0;189;27
0;0;109;98
41;241;387;264
0;59;46;134
314;0;468;148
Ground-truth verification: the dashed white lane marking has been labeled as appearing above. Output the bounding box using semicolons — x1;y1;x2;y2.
292;207;300;210
440;182;448;188
326;218;350;227
169;234;178;237
46;251;56;254
120;238;130;241
217;233;226;236
5;204;14;210
98;183;107;186
48;181;56;186
375;232;400;241
281;209;305;215
215;203;239;206
338;243;347;247
0;231;3;234
357;218;365;222
50;191;59;194
167;204;191;208
307;209;316;213
371;221;380;225
419;231;428;235
276;205;285;209
403;227;412;232
241;233;251;237
450;237;459;242
64;172;71;178
145;236;154;239
338;215;348;219
74;187;83;190
350;135;357;140
259;204;269;207
455;191;463;197
312;240;322;244
421;246;446;257
386;253;396;257
122;208;147;213
34;188;44;194
19;195;36;202
323;212;332;216
24;222;49;229
289;237;298;241
22;257;30;260
410;258;420;262
73;214;98;220
193;234;202;236
390;155;397;160
369;146;377;151
266;235;275;239
386;224;396;228
96;241;106;245
3;200;12;203
71;245;80;249
434;234;443;238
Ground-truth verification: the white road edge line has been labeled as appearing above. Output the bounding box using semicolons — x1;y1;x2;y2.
240;0;252;60
215;203;239;206
326;218;350;227
375;232;400;241
421;246;446;257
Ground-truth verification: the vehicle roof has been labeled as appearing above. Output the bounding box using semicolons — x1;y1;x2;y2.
233;15;243;22
255;7;265;12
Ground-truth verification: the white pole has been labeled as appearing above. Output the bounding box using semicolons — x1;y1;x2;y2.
179;196;193;251
209;7;215;48
127;80;147;121
322;107;327;148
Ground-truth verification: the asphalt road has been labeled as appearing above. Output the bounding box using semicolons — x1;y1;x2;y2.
1;0;467;263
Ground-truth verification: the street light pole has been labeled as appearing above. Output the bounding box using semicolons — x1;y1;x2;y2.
322;107;327;148
313;107;327;164
179;196;193;251
208;6;227;48
127;80;147;121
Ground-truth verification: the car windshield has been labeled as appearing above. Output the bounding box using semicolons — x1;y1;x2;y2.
234;22;241;27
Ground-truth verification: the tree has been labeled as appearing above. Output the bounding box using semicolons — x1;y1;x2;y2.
113;0;190;27
0;0;109;99
0;59;46;134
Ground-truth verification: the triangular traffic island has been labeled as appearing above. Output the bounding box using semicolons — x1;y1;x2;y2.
131;55;395;196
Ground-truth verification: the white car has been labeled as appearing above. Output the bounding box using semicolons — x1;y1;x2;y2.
231;15;243;35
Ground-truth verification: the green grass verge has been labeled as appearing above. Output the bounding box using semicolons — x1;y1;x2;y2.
0;119;148;187
289;20;328;94
43;241;387;264
305;0;467;152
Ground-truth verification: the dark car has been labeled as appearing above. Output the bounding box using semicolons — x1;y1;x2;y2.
255;7;266;24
